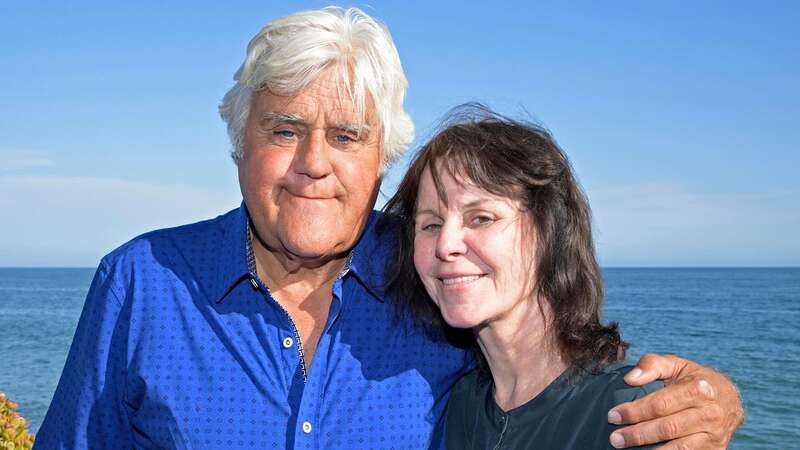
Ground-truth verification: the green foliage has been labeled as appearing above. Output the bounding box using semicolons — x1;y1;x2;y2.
0;392;33;450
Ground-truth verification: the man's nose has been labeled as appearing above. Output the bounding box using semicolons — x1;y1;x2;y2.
435;222;467;261
294;130;333;179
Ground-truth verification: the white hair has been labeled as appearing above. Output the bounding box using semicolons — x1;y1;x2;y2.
219;6;415;168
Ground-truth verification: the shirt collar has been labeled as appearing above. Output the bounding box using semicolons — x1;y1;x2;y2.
347;210;397;303
212;202;253;303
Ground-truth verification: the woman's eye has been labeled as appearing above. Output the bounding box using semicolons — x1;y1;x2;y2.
420;223;442;232
471;215;494;226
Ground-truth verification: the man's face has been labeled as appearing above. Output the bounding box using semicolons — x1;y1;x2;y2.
239;69;383;263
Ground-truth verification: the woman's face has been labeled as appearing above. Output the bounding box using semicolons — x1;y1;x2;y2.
413;164;535;329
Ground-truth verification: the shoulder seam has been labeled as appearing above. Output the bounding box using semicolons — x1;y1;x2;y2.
98;259;125;307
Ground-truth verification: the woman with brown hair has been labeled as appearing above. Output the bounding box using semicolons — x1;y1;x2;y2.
384;104;660;449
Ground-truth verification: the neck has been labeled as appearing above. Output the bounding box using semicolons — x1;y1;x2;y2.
475;299;568;412
250;226;348;302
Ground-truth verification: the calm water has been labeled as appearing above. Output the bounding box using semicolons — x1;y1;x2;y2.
1;267;797;448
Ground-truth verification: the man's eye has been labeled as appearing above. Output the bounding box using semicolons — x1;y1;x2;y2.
329;126;364;146
274;130;296;139
336;134;354;143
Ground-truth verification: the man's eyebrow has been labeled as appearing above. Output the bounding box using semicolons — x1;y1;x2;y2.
259;112;306;124
335;122;372;135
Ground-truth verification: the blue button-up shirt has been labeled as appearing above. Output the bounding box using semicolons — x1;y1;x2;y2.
35;205;471;449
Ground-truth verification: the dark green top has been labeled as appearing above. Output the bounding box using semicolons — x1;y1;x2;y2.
446;363;663;450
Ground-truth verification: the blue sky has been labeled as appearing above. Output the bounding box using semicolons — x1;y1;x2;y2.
1;1;797;267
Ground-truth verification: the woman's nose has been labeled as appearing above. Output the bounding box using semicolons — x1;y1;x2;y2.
435;222;468;261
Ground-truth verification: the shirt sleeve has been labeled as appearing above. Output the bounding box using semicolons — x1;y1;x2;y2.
34;260;133;449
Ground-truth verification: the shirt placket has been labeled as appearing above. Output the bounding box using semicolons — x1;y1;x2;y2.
245;222;350;449
290;277;345;449
245;225;309;381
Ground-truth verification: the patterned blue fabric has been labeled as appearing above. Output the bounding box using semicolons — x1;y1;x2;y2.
35;205;471;449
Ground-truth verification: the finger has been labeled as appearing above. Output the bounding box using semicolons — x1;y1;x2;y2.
625;353;694;386
609;409;710;448
610;377;717;425
649;433;711;450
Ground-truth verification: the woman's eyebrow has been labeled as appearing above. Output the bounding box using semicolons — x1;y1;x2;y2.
463;199;492;208
414;209;439;218
462;197;516;210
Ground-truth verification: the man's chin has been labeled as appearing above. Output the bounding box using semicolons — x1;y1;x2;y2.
280;239;349;264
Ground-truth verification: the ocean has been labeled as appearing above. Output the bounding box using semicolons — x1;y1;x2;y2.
1;267;797;449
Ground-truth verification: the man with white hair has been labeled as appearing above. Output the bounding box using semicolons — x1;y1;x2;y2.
36;7;742;449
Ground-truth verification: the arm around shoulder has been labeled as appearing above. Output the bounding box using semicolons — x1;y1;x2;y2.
608;354;744;449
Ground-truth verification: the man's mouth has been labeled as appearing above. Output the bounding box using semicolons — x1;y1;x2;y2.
295;195;334;200
285;189;336;200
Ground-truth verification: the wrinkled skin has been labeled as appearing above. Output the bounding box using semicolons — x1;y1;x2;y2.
610;354;745;449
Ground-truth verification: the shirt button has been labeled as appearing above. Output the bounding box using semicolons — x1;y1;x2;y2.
302;421;312;434
282;337;294;348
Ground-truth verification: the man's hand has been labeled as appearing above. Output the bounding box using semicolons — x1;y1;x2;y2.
607;354;744;449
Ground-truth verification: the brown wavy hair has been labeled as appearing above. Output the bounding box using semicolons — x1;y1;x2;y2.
382;104;627;374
